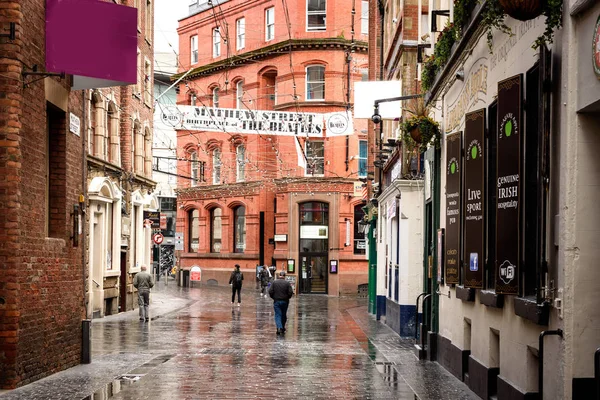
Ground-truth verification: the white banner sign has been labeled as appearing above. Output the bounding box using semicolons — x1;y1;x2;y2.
160;105;353;137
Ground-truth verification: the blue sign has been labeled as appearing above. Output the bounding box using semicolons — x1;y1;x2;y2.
470;252;479;272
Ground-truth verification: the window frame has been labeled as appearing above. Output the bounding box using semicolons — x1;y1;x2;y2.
306;0;327;32
236;144;246;182
361;0;369;34
212;87;219;108
213;27;221;58
305;65;325;101
236;18;245;50
188;209;199;252
358;140;367;177
212;148;221;184
236;81;244;109
265;7;275;41
210;208;222;253
190;151;200;187
305;139;325;177
190;35;198;65
233;206;246;253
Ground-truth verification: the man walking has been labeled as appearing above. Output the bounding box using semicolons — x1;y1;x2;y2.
133;265;154;322
268;271;293;335
229;264;244;306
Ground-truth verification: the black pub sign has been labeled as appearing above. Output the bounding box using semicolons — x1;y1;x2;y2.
495;75;522;295
445;132;461;285
463;109;485;288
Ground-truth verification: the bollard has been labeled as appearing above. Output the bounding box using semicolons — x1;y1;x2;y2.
82;319;92;364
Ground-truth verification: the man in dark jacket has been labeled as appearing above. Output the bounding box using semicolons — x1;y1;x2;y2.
133;265;154;322
228;264;244;306
268;271;293;335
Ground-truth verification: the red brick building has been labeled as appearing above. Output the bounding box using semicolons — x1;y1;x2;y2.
174;0;370;294
0;1;86;389
0;0;145;389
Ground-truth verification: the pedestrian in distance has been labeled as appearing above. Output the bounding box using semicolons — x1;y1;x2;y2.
268;270;294;335
259;265;271;298
133;265;154;322
229;264;244;306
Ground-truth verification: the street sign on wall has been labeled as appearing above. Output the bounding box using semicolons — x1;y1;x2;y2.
495;75;522;295
445;132;462;285
463;109;486;288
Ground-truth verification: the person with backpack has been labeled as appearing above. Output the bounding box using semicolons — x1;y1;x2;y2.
229;264;244;306
259;265;271;298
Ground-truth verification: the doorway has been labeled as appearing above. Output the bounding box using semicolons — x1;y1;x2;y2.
299;254;328;294
298;201;329;294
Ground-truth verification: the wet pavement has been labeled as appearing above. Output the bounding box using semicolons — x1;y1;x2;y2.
0;280;479;400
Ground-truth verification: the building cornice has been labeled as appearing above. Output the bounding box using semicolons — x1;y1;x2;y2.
172;38;369;81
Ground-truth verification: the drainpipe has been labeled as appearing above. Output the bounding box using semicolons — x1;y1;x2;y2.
81;89;91;364
539;329;563;399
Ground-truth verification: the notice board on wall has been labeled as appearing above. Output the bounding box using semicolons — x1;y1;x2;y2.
463;109;486;288
445;132;462;285
495;75;522;295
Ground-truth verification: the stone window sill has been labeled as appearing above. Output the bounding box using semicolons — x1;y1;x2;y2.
456;285;475;302
514;296;550;325
479;290;504;308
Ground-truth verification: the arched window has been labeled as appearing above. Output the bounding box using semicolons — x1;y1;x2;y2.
233;206;246;253
236;145;245;182
210;208;222;253
212;148;221;184
212;87;219;108
236;81;244;109
306;65;325;100
188;209;199;252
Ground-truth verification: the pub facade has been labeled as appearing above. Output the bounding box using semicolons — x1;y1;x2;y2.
417;1;600;398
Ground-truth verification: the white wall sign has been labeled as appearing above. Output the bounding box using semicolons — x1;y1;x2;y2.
69;113;80;136
300;225;328;239
345;219;351;246
160;105;352;137
274;234;288;242
174;231;184;251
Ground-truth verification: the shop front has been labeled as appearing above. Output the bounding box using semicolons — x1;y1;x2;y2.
426;14;559;399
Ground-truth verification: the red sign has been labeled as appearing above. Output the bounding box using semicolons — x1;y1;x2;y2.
594;14;600;79
160;214;167;230
190;266;201;281
152;233;164;245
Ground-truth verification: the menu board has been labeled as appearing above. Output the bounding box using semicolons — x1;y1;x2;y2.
463;109;485;288
495;75;522;295
445;132;461;285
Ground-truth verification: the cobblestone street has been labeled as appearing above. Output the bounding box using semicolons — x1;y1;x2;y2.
0;281;478;400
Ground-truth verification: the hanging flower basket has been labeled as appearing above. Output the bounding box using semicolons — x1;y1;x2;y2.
498;0;543;21
410;127;422;143
401;115;441;153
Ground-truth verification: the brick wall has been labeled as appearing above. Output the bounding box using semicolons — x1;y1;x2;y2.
0;0;85;389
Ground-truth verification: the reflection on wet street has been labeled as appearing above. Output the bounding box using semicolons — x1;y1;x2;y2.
1;282;479;399
88;285;414;399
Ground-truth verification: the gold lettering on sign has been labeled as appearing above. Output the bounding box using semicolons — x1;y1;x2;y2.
446;64;488;133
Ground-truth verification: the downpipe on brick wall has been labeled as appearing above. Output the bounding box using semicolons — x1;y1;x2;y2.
81;89;91;364
539;329;563;399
